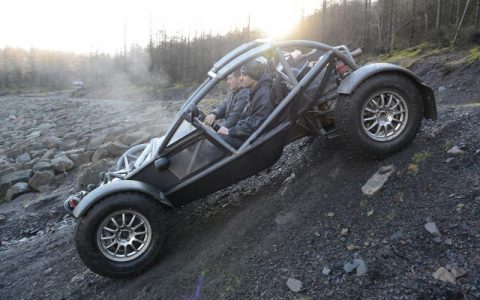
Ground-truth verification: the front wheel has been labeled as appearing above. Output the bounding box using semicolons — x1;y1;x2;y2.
75;192;165;278
334;74;424;156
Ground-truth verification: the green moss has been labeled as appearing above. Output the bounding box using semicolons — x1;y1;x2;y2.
468;47;480;64
412;151;432;164
378;43;444;68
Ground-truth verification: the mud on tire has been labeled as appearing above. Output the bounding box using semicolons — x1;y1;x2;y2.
75;192;165;278
334;73;424;156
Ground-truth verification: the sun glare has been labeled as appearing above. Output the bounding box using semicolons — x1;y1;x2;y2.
250;2;303;39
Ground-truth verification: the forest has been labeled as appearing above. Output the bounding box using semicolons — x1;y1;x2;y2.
1;0;479;94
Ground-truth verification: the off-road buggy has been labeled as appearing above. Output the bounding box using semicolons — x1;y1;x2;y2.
65;40;436;278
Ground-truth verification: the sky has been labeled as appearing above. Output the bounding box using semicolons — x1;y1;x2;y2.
0;0;321;54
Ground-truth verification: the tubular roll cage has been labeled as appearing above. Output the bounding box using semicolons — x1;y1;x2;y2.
124;40;359;186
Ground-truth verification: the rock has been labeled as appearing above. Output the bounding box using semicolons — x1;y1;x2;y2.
43;136;64;148
0;169;33;195
68;151;92;165
327;212;335;217
344;258;368;276
425;222;441;237
445;157;454;163
0;167;15;177
340;228;349;236
444;238;453;245
0;214;6;223
106;141;129;156
28;171;55;190
438;86;447;92
15;152;31;164
24;193;60;210
433;267;456;285
476;149;480;155
344;261;357;273
118;133;146;146
361;165;396;196
87;135;106;151
77;159;110;187
354;258;368;276
5;182;30;201
283;172;296;184
44;268;53;275
91;147;109;162
286;278;302;292
322;267;331;276
447;146;464;155
51;155;74;173
40;149;55;160
32;161;53;172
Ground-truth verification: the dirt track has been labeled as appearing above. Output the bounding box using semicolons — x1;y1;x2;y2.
0;51;479;299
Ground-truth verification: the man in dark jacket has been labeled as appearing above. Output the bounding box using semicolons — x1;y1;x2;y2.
204;69;249;128
218;60;274;148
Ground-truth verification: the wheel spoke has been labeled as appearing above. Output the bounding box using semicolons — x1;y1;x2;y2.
134;231;147;235
105;241;116;249
363;115;377;121
380;94;385;107
103;226;117;233
371;99;380;108
113;244;121;256
375;125;382;135
101;235;115;240
111;218;119;228
133;220;145;230
122;213;126;226
386;94;393;107
365;107;378;113
392;109;406;115
128;215;136;227
367;121;378;131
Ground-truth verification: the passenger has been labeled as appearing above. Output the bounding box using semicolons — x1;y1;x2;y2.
204;69;249;129
217;59;274;148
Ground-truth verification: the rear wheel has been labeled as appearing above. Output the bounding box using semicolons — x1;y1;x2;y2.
334;74;424;156
75;192;165;278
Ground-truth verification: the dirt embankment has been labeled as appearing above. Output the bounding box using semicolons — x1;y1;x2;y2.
0;49;479;299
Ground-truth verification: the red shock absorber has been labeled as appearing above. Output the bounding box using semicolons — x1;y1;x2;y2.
336;61;350;78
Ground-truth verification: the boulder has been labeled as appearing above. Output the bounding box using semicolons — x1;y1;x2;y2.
28;171;55;190
15;152;32;164
91;147;109;162
43;136;64;148
33;161;53;172
5;182;30;202
40;149;55;160
0;169;33;195
68;151;93;165
87;135;106;151
106;141;129;156
51;155;75;173
77;159;110;187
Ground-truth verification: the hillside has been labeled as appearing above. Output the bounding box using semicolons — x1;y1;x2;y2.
0;48;479;299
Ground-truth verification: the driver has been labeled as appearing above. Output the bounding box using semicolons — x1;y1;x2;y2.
204;69;249;129
218;59;274;148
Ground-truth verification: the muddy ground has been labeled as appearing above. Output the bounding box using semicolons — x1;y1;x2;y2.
0;50;479;299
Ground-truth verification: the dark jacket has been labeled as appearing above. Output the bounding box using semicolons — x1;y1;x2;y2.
228;74;274;139
211;88;249;128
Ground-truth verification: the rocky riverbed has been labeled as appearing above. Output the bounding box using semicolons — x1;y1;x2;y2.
0;50;479;299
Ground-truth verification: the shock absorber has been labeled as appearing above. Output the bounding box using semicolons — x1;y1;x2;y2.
336;61;350;78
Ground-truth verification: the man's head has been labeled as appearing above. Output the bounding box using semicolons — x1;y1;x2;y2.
226;69;242;91
240;60;266;89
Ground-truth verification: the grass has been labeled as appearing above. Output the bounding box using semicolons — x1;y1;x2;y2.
377;43;446;68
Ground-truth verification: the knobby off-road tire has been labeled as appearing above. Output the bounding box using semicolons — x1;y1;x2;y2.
75;192;165;278
334;73;424;156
